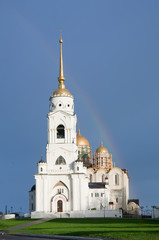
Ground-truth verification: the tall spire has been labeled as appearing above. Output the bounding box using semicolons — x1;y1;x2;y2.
58;30;65;89
50;32;73;98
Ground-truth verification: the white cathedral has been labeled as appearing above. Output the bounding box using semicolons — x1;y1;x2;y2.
29;35;139;218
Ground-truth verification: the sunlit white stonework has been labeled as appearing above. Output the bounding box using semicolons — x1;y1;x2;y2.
29;36;139;218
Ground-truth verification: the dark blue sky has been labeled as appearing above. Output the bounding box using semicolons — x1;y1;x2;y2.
0;0;159;213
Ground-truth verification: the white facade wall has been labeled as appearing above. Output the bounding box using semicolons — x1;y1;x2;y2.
30;68;130;217
32;162;129;217
84;209;122;218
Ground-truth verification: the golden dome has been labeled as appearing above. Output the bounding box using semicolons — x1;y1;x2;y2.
76;129;89;146
96;141;109;153
51;88;73;98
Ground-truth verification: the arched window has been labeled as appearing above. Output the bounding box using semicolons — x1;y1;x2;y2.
115;174;119;185
102;174;105;182
57;125;65;139
90;174;93;182
55;156;66;165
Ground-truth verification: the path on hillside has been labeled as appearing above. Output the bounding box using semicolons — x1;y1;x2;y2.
0;219;117;240
1;218;53;233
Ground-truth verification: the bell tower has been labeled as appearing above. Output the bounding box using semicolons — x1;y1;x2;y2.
33;34;89;216
46;34;78;171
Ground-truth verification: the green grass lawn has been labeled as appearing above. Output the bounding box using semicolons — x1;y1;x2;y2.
12;218;159;240
0;219;36;231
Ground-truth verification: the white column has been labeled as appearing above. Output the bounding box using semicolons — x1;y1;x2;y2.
65;129;67;144
69;129;71;143
43;177;47;212
53;129;55;143
35;177;43;211
79;176;83;210
72;175;79;211
67;129;69;143
47;118;50;144
47;130;49;144
49;130;51;143
35;178;39;211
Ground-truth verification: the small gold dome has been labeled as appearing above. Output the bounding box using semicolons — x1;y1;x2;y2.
76;129;89;146
96;141;109;153
50;88;73;98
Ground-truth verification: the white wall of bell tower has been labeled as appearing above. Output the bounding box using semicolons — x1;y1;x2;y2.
45;34;78;171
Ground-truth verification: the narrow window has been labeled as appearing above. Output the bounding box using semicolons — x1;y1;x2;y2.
58;189;61;194
101;193;104;197
57;125;65;139
90;174;93;182
115;174;119;185
102;174;105;182
62;189;64;193
116;198;118;203
77;167;79;171
91;193;93;197
41;168;43;172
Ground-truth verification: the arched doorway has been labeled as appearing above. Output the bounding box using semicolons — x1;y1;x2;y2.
57;200;63;212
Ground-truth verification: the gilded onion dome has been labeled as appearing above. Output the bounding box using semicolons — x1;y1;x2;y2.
96;141;109;153
50;33;73;98
76;129;89;146
52;88;72;97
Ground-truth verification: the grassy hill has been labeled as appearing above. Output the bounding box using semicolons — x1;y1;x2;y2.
3;218;159;240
